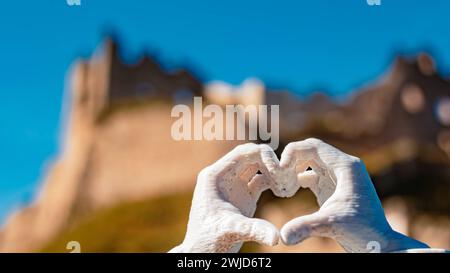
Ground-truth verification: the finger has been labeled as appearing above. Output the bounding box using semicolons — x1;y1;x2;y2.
296;170;319;188
281;138;360;190
260;144;281;173
280;211;333;245
248;174;271;200
297;171;336;206
222;214;280;246
281;138;355;170
211;143;276;180
280;139;337;200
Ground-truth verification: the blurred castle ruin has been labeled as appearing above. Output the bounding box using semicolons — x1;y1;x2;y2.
0;38;449;252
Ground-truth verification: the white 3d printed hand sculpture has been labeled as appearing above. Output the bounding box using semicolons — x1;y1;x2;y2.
170;139;439;253
278;138;430;252
169;143;281;253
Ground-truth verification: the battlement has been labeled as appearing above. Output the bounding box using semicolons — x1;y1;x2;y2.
69;38;204;120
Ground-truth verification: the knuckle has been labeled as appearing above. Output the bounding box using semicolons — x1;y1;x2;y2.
258;143;272;151
241;142;258;149
305;137;323;145
288;138;323;150
233;143;258;154
284;141;300;152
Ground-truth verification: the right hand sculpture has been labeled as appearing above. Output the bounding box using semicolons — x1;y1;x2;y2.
279;138;431;252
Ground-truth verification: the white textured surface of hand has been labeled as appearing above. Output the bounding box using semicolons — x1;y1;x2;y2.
278;138;430;252
169;143;280;253
169;139;434;253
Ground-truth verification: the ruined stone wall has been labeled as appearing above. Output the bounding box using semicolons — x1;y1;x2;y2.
0;39;240;252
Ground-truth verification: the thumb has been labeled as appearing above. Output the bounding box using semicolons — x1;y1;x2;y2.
280;211;332;245
248;174;271;200
223;214;280;247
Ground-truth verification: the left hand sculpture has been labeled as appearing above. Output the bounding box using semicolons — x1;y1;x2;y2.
169;143;281;253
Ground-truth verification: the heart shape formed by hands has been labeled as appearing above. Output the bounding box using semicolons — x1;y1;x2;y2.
170;138;429;253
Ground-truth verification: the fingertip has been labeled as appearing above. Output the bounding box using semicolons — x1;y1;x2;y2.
280;221;310;246
280;231;297;246
250;219;280;247
297;170;319;188
248;175;270;199
280;225;296;245
265;224;280;246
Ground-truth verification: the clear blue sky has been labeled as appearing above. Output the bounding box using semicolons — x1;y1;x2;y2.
1;0;450;223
